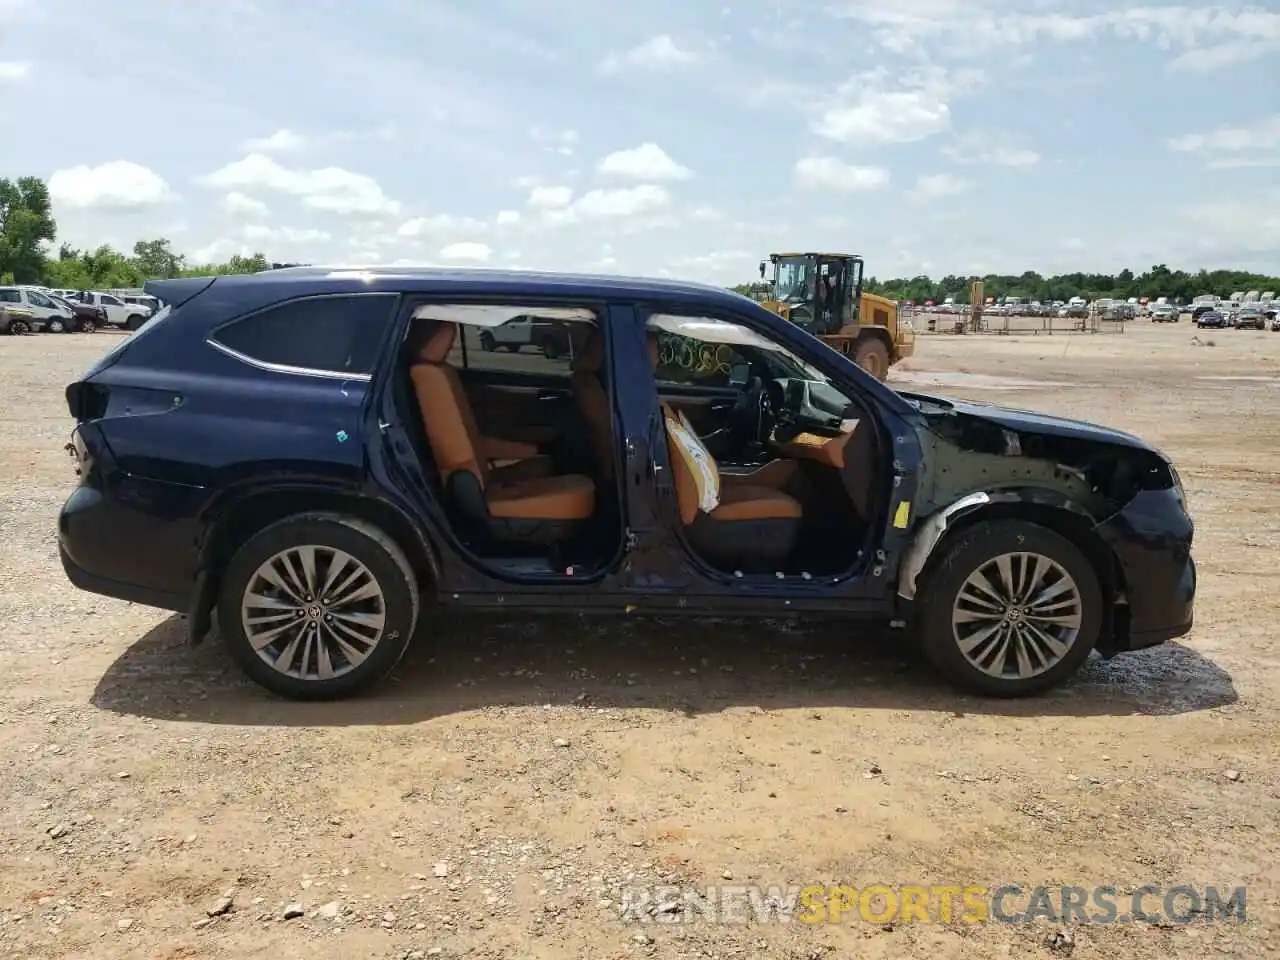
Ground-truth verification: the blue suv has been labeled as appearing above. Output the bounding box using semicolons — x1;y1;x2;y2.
58;267;1196;700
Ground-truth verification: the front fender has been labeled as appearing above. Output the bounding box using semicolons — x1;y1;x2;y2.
896;487;1100;600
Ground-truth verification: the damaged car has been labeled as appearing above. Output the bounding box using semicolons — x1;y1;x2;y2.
57;267;1195;701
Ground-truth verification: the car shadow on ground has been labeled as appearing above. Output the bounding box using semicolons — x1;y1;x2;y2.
90;611;1239;727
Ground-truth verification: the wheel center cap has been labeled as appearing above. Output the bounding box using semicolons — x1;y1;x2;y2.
306;604;323;620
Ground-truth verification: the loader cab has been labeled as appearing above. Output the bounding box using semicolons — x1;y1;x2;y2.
762;253;864;335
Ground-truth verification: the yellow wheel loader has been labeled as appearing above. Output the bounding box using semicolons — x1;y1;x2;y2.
755;252;914;381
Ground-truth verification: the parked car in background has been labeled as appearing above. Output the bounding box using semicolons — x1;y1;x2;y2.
476;314;574;358
0;302;38;334
1195;310;1226;329
0;285;77;332
64;291;153;330
1149;303;1178;322
58;266;1196;703
120;294;161;315
47;294;105;333
1235;307;1266;330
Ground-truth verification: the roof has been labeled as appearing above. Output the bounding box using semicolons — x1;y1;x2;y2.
769;252;862;260
150;265;754;311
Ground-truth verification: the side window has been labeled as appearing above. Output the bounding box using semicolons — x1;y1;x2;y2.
456;315;589;377
652;331;746;389
27;291;54;308
0;289;22;303
210;295;398;376
102;295;123;306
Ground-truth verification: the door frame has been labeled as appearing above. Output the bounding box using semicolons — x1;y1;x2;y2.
612;298;914;613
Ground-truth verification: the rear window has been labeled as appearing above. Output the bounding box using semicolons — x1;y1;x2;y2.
209;294;397;376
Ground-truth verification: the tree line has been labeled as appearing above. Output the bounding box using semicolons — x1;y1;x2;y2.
5;175;1277;299
0;176;271;290
736;263;1280;305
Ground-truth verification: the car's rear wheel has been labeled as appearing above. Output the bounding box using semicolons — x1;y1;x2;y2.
217;514;420;700
125;313;148;331
77;317;96;333
479;331;496;351
914;520;1102;697
540;337;560;360
8;318;30;335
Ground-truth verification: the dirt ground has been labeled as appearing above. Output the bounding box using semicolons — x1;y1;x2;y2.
1;321;1277;960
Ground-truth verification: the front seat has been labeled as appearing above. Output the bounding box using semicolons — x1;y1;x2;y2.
570;327;614;482
646;328;802;571
663;404;802;571
410;321;596;545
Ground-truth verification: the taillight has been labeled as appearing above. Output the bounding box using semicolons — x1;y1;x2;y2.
65;381;109;422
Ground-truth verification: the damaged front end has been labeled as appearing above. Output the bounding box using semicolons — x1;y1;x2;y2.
894;393;1194;654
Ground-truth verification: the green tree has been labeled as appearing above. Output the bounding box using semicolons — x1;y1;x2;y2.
132;238;186;279
0;177;57;284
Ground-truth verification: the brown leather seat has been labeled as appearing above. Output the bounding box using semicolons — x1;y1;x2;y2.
410;321;596;543
646;328;802;570
570;328;614;481
662;401;802;571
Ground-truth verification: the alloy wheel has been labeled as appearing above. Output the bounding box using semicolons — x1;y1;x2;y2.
240;545;387;681
950;551;1083;680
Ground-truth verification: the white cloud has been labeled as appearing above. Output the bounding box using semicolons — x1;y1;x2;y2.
598;143;692;181
838;2;1280;69
531;127;579;157
223;192;269;217
600;34;698;74
397;214;487;237
1168;114;1280;168
573;185;669;219
199;154;399;217
944;131;1041;167
527;185;574;209
49;161;175;210
243;224;331;243
241;129;307;152
0;60;29;81
496;209;521;225
527;184;671;223
813;67;973;145
439;241;492;261
794;157;889;192
910;173;971;199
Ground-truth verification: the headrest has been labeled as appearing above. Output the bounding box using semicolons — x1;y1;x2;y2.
646;330;659;370
417;321;456;363
571;328;604;373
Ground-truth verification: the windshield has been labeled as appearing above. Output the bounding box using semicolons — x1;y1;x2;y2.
772;257;813;302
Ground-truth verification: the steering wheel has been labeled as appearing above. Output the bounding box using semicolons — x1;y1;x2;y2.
727;376;777;447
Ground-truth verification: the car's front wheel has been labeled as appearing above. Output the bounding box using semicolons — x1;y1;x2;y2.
217;514;421;700
914;520;1102;697
46;317;66;333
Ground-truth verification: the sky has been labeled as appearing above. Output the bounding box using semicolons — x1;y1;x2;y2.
1;0;1278;285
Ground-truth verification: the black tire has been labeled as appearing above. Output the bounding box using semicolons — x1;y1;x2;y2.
913;519;1103;697
125;313;147;331
46;317;66;334
541;337;560;360
8;318;30;335
478;331;496;351
216;513;421;700
77;317;96;333
853;337;891;381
